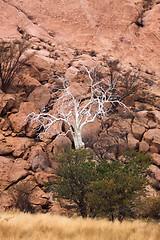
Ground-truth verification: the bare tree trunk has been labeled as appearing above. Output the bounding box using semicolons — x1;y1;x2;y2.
73;130;84;149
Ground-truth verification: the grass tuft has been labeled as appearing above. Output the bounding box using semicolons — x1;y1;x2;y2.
0;211;159;240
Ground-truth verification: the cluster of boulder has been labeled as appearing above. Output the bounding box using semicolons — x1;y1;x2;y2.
0;38;160;213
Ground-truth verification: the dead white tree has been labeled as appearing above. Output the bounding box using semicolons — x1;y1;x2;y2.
28;66;129;149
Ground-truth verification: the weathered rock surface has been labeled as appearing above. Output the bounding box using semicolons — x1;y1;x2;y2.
0;142;13;155
139;140;150;153
149;165;160;181
0;156;30;191
127;133;139;150
0;156;51;211
132;123;146;141
50;135;72;155
35;171;56;186
20;75;41;94
38;121;63;143
9;102;39;134
0;93;15;115
143;129;160;151
28;145;51;172
5;136;35;157
82;119;102;148
151;153;160;167
27;85;51;110
0;0;160;76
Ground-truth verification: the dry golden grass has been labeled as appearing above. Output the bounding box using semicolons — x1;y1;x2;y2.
0;211;159;240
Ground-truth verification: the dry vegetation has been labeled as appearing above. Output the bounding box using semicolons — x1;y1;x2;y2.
0;211;159;240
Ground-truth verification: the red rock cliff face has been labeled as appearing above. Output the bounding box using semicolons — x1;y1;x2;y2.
0;0;160;75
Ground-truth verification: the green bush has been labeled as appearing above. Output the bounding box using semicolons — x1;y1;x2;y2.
86;157;150;221
49;148;151;220
51;148;96;218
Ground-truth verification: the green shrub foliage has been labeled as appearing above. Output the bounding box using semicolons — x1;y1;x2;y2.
50;148;151;220
86;155;150;221
52;148;96;218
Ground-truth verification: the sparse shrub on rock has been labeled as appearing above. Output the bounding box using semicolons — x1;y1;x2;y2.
10;182;35;213
0;39;29;93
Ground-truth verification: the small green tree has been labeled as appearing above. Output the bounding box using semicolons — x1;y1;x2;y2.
52;148;96;217
50;149;151;219
86;152;151;221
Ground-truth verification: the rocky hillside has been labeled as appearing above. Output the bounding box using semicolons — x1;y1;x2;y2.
0;0;160;213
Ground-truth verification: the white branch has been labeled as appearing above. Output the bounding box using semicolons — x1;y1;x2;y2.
28;66;130;149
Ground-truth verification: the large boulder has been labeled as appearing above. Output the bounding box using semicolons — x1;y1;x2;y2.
0;156;30;191
134;111;150;128
20;75;41;94
0;155;50;211
15;175;50;210
28;53;55;71
82;119;102;148
5;175;50;212
19;101;39;115
139;141;150;154
9;102;39;134
149;165;160;182
65;66;79;81
143;129;160;151
50;135;72;154
127;133;139;150
46;135;72;168
34;171;56;186
8;112;27;134
67;82;89;99
5;136;35;158
28;146;51;172
25;120;42;138
0;142;13;155
151;153;160;167
72;54;98;70
132;123;146;141
0;93;15;115
27;85;51;110
38;121;63;143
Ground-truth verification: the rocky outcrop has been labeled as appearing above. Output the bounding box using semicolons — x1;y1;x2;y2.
0;0;160;76
0;155;54;211
0;0;160;213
